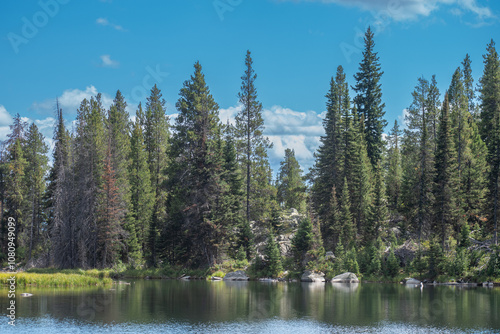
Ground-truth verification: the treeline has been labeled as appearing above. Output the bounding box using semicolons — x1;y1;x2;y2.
1;28;500;279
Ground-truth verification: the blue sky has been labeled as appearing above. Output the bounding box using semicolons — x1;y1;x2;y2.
1;0;499;173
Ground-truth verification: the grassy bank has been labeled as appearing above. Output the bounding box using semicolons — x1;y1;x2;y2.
0;272;113;287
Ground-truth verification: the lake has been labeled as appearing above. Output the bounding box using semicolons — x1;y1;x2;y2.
1;279;499;333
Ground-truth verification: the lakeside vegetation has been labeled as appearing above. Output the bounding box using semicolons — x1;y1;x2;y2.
0;271;112;287
1;27;500;284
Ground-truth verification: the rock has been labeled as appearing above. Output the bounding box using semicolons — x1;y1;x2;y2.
331;272;359;283
325;251;335;261
223;270;249;281
404;278;421;285
180;276;191;280
211;276;223;281
394;241;418;267
259;278;278;282
301;270;325;282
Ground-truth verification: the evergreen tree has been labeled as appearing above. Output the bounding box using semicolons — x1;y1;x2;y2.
323;185;339;251
433;94;458;248
402;77;435;242
235;50;274;222
479;40;500;245
4;115;28;257
24;123;49;260
313;66;348;220
264;230;282;277
143;85;169;265
367;163;388;243
462;54;477;116
128;105;154;262
352;26;387;167
386;248;399;277
339;177;355;248
292;217;313;265
73;94;107;267
276;148;306;212
167;61;225;266
350;115;372;237
386;120;402;211
99;144;125;267
107;90;132;261
223;125;252;259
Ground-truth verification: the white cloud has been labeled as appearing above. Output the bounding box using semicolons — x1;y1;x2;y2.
31;86;114;115
0;105;13;141
398;108;409;129
0;105;12;126
96;17;125;31
279;0;495;22
100;54;120;68
218;103;325;173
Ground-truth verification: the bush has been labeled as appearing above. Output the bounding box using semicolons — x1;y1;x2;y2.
386;248;399;277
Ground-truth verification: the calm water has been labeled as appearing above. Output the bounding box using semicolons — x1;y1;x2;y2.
1;280;499;333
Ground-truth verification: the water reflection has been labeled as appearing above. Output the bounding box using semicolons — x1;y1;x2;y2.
1;280;499;331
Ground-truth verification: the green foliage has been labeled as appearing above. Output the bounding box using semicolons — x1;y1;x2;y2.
486;250;500;277
428;239;445;278
345;247;360;276
353;27;387;167
235;50;275;222
276;148;306;212
264;230;283;277
292;217;313;265
386;248;399;277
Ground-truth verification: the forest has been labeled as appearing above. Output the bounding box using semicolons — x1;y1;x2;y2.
1;27;500;281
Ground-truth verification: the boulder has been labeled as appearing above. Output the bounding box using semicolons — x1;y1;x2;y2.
301;270;325;282
405;278;421;285
331;272;359;283
325;251;335;261
223;270;249;281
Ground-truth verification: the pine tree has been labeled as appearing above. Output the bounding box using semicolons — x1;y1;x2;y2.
235;50;274;223
350;115;372;237
402;77;435;242
386;120;402;211
99;144;125;267
367;163;388;243
479;40;500;245
167;61;225;266
73;94;107;267
276;148;306;212
428;75;441;152
46;103;74;268
433;94;458;248
264;230;282;277
292;217;313;265
339;177;355;248
4;115;28;257
462;54;477;116
352;26;387;167
323;185;339;251
313;66;346;221
143;85;169;266
222;125;251;259
24;123;49;260
128;105;154;262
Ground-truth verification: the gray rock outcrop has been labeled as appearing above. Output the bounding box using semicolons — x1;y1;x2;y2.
223;270;249;281
331;272;359;283
301;270;325;282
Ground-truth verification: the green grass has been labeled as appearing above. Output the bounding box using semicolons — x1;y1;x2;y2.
0;272;113;287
